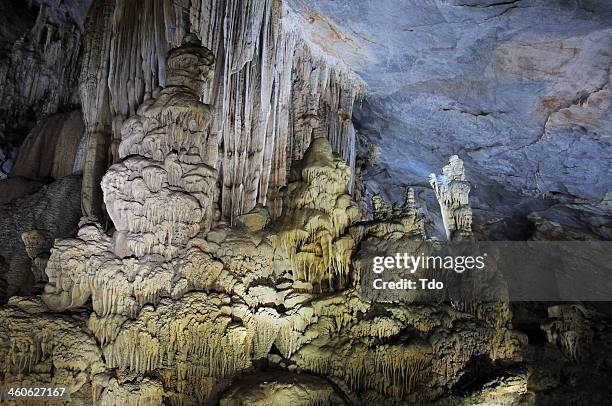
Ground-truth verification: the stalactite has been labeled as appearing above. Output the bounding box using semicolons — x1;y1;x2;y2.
190;0;365;221
79;0;114;219
0;297;106;401
78;0;366;222
100;293;252;404
296;341;431;400
0;0;86;164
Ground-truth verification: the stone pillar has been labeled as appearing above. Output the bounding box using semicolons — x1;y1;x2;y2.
429;155;473;240
101;34;218;260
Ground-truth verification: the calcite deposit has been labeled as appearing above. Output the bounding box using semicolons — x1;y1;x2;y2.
102;34;218;260
1;1;611;405
73;0;365;223
2;92;527;403
429;156;473;241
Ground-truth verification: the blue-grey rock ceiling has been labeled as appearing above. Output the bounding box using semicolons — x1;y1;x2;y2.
290;0;612;239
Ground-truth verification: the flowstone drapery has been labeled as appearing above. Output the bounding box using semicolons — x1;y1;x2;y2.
2;117;529;404
76;0;364;222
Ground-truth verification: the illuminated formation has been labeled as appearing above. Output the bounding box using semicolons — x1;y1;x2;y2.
429;155;473;241
103;34;218;260
275;137;360;289
0;38;526;405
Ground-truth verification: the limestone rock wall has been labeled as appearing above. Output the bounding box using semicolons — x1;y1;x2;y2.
0;175;82;304
0;0;91;174
294;0;612;240
10;110;85;180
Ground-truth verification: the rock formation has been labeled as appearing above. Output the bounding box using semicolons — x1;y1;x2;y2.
219;371;345;405
297;0;612;241
429;155;473;241
0;175;82;304
372;187;418;222
10;110;85;180
21;230;50;286
74;0;364;222
0;0;90;173
1;1;611;405
275;137;360;289
542;304;594;363
102;34;217;260
0;296;105;403
2;105;527;403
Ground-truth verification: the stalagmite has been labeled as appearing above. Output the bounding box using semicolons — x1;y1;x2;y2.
429;155;473;241
74;0;365;222
542;304;593;362
275;137;360;290
372;194;391;220
102;33;218;259
7;123;524;404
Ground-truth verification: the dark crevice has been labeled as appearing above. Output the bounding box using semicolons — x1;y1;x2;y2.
441;107;492;117
454;0;522;8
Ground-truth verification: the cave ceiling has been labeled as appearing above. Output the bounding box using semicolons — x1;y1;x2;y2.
289;0;612;239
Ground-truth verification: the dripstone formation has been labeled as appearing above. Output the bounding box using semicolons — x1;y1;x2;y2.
2;6;612;404
103;34;218;260
0;38;526;403
429;156;472;241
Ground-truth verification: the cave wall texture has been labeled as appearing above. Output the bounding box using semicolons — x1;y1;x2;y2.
4;0;609;239
0;0;90;177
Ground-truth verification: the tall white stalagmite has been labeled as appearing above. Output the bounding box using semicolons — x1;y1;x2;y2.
429;155;473;240
102;34;218;260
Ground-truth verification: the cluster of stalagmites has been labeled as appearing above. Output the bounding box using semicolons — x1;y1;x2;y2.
0;38;526;405
1;132;528;404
